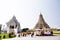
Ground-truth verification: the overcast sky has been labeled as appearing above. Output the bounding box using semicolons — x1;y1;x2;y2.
0;0;60;29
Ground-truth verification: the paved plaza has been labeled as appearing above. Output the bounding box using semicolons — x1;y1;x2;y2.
3;35;60;40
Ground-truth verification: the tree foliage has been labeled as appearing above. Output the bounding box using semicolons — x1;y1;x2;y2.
22;28;29;32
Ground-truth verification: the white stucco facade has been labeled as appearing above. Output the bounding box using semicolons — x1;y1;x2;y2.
6;16;21;34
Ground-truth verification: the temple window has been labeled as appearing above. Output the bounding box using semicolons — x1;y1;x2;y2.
10;25;14;29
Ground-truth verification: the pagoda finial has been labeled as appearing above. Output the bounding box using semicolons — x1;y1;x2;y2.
12;15;16;20
39;12;43;17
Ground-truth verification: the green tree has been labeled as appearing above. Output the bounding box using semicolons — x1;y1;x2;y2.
22;28;29;32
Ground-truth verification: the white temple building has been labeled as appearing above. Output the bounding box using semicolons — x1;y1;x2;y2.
6;16;21;34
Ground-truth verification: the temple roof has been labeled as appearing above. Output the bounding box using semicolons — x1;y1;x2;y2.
6;16;20;27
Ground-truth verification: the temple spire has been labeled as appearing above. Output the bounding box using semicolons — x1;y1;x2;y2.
34;13;50;29
12;15;16;20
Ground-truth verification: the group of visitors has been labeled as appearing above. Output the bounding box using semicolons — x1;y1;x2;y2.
18;32;34;37
17;30;53;37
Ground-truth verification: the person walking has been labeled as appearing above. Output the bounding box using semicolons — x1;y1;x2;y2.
31;32;34;37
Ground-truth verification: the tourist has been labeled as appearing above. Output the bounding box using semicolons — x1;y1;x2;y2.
51;31;53;36
31;32;34;37
41;30;44;36
18;34;20;37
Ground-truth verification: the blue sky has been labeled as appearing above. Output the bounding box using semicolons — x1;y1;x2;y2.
0;0;60;29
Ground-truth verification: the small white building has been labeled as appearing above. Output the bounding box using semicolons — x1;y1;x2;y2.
6;16;21;35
